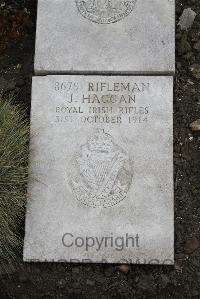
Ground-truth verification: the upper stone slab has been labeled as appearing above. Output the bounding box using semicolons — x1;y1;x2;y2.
34;0;175;75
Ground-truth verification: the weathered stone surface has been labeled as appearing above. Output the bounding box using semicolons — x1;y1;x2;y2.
34;0;175;74
24;75;174;264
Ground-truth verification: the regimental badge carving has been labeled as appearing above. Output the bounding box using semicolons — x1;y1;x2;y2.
75;0;137;24
69;129;133;208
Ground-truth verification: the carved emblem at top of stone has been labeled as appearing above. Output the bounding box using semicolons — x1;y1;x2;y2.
75;0;137;24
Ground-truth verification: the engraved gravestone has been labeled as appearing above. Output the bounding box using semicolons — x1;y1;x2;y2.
24;75;174;264
34;0;175;74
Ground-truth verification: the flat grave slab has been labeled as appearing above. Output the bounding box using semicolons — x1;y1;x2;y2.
24;75;174;264
34;0;175;75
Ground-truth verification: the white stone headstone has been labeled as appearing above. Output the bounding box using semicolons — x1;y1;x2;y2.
34;0;175;75
23;75;174;264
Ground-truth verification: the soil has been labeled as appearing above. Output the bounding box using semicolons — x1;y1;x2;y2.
0;0;200;298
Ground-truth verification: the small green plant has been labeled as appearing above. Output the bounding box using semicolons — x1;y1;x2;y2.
0;99;29;273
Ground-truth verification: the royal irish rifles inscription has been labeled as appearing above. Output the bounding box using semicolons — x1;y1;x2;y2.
75;0;137;24
24;75;174;264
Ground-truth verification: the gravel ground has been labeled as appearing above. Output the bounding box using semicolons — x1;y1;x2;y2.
0;0;200;298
